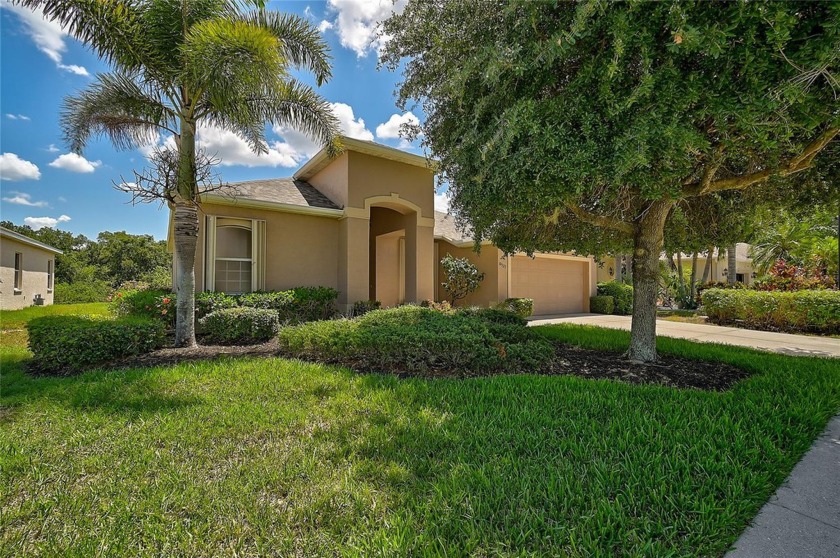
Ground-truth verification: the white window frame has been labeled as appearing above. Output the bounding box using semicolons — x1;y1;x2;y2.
14;252;23;292
204;215;265;293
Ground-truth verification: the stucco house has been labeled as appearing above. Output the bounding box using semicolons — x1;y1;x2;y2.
597;244;756;286
172;137;598;315
0;226;62;310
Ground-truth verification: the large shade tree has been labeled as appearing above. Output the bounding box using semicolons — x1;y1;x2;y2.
18;0;341;346
382;0;839;361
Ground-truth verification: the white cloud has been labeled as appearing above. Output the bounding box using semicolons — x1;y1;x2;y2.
46;144;60;153
5;113;31;121
375;111;420;140
434;191;450;213
49;153;102;173
2;191;48;207
317;19;334;33
24;214;71;230
322;0;407;57
0;153;41;181
1;3;89;76
272;102;374;162
197;124;301;167
57;196;67;203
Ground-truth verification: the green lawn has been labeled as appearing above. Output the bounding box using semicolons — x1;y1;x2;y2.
1;303;110;330
1;317;839;556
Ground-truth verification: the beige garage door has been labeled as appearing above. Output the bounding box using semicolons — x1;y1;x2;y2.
510;256;587;315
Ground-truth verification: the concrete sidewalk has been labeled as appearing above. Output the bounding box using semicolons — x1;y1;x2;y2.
726;415;840;557
529;314;840;358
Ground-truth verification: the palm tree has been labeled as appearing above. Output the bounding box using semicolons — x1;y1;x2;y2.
18;0;341;346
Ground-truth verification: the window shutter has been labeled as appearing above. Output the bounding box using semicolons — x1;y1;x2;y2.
252;219;266;291
205;215;217;291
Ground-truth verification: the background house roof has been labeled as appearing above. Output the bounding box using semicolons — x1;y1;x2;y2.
434;211;474;245
0;226;63;254
221;178;341;210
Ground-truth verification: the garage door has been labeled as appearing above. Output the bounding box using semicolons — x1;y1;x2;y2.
510;256;587;315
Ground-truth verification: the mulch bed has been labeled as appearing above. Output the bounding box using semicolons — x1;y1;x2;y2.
32;339;751;391
547;344;752;391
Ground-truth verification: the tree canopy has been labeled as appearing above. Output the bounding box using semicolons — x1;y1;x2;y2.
382;0;839;361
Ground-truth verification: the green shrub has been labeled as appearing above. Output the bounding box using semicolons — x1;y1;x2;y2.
195;291;239;319
237;290;295;310
54;281;112;304
198;307;280;345
278;305;552;377
701;288;840;333
597;281;633;315
28;315;165;374
457;306;528;326
495;297;534;318
238;287;339;323
589;295;615;314
111;289;176;327
352;299;381;317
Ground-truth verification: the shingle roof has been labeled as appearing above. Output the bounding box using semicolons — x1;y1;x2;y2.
434;211;473;244
226;178;341;210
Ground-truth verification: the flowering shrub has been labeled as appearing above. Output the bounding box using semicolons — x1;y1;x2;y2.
111;289;176;327
753;259;836;291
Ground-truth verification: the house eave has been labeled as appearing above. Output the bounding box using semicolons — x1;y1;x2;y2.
0;227;63;254
199;193;344;218
294;136;436;181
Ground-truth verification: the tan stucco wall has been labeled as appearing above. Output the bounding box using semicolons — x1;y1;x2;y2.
346;151;435;216
436;241;503;308
196;203;340;292
0;237;56;310
306;152;349;208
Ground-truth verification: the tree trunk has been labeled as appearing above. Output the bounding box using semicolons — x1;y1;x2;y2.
701;246;714;283
676;252;685;291
173;116;199;348
628;200;674;362
689;252;698;301
173;201;198;347
727;243;737;284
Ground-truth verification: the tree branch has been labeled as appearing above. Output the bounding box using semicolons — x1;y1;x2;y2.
682;127;839;197
564;202;635;234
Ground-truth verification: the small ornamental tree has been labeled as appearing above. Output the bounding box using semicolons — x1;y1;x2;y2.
382;0;840;361
440;254;485;305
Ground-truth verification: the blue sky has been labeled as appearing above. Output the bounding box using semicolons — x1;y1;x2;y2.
0;0;441;240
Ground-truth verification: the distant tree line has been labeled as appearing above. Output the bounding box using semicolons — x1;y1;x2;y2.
1;221;171;290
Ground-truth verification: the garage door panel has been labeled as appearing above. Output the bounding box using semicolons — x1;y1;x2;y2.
510;256;586;315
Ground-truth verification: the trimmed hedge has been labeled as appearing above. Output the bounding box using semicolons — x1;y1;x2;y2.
589;295;614;314
457;306;528;327
597;282;633;315
198;307;280;345
54;281;112;304
195;291;238;319
28;315;165;374
237;287;339;323
278;305;553;377
701;288;840;334
495;298;534;318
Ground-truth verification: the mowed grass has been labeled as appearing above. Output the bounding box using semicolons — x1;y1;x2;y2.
1;321;839;556
0;302;110;330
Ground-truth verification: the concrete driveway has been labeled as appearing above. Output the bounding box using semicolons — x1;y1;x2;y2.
529;314;840;358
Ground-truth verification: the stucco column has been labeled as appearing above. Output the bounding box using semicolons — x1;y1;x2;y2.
404;214;435;303
338;216;369;309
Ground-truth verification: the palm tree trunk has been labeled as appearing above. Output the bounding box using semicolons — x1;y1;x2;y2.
701;246;714;283
676;252;685;291
727;243;737;284
174;116;199;348
629;200;674;362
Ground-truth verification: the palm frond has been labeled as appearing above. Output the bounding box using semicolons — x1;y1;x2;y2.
63;72;176;152
13;0;150;72
238;10;333;85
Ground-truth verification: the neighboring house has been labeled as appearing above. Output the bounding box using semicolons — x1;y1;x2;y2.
596;244;756;285
171;137;598;315
0;226;62;310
